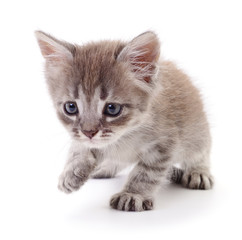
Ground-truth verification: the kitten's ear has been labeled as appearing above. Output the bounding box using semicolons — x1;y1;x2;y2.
117;31;160;83
35;31;73;63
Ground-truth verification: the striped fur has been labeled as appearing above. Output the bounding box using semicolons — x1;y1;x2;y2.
36;31;213;212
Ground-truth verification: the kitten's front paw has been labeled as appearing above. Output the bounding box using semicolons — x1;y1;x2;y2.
110;192;153;212
58;168;87;194
181;171;214;190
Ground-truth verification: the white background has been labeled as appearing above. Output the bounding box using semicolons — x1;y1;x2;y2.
0;0;242;239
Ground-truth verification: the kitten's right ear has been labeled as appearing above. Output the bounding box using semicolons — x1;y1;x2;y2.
35;31;73;63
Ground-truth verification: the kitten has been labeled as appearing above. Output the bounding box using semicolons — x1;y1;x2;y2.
35;30;213;211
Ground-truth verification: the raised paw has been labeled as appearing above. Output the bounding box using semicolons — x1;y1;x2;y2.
110;192;153;212
181;171;214;190
58;168;87;194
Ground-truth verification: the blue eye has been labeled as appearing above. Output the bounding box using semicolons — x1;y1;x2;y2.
104;103;122;117
64;102;78;115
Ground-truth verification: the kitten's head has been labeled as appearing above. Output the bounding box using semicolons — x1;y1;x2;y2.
35;31;160;148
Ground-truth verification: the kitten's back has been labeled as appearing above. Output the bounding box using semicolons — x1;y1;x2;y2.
154;60;210;151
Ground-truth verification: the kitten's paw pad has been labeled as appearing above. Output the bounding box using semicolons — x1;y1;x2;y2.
182;172;214;190
110;192;153;212
58;168;86;194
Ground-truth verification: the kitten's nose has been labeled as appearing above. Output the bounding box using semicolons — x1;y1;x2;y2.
81;129;99;139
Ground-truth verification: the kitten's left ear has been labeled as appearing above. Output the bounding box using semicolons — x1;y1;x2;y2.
117;31;160;83
35;31;74;63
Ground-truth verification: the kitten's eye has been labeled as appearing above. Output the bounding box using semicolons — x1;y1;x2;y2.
104;103;122;117
64;102;78;115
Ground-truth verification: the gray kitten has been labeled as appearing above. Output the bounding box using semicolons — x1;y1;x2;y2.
35;31;213;211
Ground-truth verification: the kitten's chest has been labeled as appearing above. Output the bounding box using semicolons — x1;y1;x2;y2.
102;139;140;164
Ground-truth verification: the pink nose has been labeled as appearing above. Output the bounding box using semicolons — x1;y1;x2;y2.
81;129;98;139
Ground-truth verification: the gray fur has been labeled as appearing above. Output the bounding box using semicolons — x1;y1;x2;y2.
36;30;213;212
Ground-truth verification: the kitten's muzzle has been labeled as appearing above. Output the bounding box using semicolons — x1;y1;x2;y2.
81;129;99;139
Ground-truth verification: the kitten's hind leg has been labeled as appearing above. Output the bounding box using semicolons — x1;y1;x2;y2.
181;166;214;190
169;165;213;190
169;166;184;184
178;149;214;190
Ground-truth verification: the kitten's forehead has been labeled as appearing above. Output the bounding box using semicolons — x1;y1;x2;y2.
77;86;104;111
73;41;125;102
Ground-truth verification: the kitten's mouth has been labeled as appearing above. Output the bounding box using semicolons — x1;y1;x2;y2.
73;130;117;148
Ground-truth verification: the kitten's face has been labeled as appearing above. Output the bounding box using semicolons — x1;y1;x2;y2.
36;31;160;148
56;82;148;148
51;43;151;148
